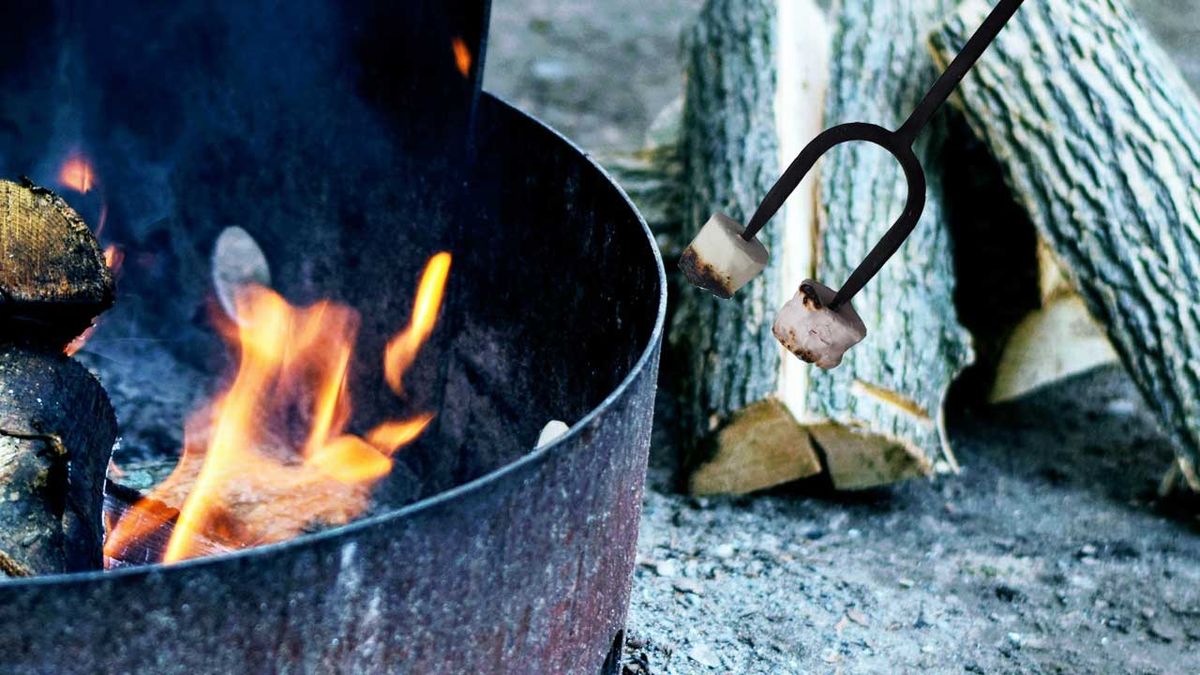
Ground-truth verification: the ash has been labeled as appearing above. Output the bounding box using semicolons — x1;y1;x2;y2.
629;368;1200;673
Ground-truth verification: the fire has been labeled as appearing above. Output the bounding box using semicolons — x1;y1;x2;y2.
385;252;451;393
104;254;451;564
451;37;473;78
58;153;96;194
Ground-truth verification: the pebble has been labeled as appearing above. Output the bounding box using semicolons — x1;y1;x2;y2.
654;559;680;578
1105;399;1138;415
530;59;572;84
687;643;721;668
898;577;915;589
673;578;705;595
1148;619;1184;643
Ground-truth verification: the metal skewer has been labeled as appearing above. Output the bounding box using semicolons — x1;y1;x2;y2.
738;0;1025;311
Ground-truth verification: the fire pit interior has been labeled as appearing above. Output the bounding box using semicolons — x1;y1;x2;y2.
0;1;665;672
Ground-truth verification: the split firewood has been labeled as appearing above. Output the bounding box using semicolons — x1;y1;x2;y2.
930;0;1200;487
989;241;1118;403
0;179;114;347
0;345;117;575
672;0;972;495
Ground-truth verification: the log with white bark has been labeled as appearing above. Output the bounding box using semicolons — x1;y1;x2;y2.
929;0;1200;484
672;0;975;494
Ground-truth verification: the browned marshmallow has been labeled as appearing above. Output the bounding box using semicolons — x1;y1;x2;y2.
773;279;866;369
679;213;769;299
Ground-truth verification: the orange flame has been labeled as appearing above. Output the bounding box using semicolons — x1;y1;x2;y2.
103;244;124;273
451;37;473;78
58;154;96;194
385;251;451;394
105;254;451;564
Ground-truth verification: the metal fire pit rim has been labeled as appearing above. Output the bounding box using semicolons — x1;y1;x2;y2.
1;93;667;590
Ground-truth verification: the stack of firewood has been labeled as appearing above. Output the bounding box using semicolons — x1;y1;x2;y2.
0;179;116;575
615;0;1200;494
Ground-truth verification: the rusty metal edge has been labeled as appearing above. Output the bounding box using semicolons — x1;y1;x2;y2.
0;91;667;591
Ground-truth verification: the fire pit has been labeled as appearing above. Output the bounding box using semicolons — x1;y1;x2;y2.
0;1;664;672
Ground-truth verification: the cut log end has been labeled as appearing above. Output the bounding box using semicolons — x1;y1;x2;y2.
0;179;113;346
688;398;933;495
809;423;931;491
689;399;821;495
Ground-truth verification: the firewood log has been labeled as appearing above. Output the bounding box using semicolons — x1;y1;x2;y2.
0;179;114;347
929;0;1200;486
989;240;1118;403
673;0;973;494
0;345;116;575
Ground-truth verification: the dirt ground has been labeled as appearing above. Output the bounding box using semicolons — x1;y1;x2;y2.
486;1;1200;672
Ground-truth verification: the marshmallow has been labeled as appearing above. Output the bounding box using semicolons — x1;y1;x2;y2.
679;213;769;299
773;279;866;369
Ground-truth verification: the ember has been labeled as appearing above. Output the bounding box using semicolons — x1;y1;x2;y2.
451;37;473;77
104;254;451;564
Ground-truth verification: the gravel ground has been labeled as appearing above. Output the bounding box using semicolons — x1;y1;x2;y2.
628;368;1200;673
486;1;1200;672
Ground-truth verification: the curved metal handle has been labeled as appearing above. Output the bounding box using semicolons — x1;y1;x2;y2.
739;0;1023;310
740;123;925;310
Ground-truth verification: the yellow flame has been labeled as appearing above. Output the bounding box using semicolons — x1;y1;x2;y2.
105;254;452;564
385;252;451;394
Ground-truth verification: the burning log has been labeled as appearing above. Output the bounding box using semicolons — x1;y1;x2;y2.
0;346;116;576
0;179;114;348
929;0;1200;485
673;0;972;494
105;254;449;565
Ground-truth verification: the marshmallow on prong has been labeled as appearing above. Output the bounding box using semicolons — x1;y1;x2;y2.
679;213;770;299
773;279;866;370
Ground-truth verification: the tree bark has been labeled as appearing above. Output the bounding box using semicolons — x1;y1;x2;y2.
930;0;1200;485
673;0;973;493
0;345;116;575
